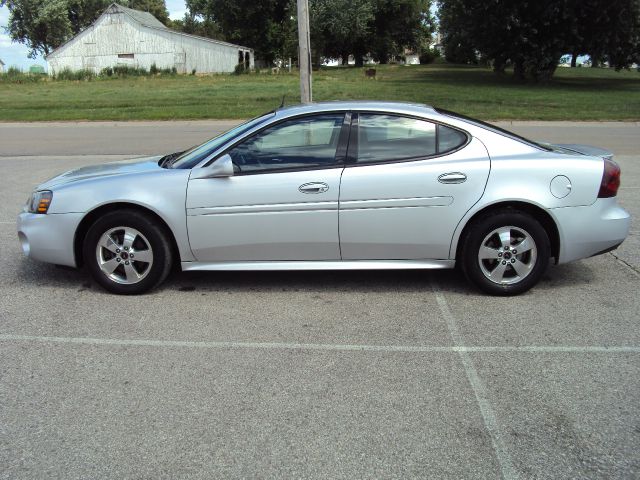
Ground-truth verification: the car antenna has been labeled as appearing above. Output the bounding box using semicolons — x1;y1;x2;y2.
278;95;286;109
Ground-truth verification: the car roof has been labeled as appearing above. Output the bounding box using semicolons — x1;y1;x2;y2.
274;101;437;119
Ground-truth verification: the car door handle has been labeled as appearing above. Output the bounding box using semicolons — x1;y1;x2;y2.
299;182;329;194
438;172;467;184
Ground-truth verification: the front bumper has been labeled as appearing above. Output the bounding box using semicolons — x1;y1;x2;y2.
551;198;631;264
17;212;84;267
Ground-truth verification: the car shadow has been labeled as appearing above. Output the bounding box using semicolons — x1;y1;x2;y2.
161;261;597;297
167;268;464;294
14;260;93;291
13;257;597;296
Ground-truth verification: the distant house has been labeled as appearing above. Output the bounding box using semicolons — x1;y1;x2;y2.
0;59;5;74
45;3;253;75
432;32;445;56
403;49;420;65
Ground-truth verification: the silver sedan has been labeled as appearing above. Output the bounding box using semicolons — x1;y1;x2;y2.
17;102;630;295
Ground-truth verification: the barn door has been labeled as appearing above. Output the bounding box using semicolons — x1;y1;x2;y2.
174;52;186;73
83;56;98;74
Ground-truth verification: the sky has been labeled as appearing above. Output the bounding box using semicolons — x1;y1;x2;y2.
0;0;187;71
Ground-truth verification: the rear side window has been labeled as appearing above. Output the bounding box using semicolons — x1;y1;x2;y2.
355;114;466;164
439;124;467;153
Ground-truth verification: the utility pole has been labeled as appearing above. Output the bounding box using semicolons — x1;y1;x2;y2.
297;0;312;103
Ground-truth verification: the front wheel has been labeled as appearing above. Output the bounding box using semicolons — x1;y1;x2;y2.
461;210;551;296
83;210;173;294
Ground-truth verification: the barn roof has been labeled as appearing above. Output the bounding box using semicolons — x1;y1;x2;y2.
46;3;252;59
108;3;167;29
0;59;5;66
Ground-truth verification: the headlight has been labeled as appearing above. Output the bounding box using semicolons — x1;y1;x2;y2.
27;190;53;214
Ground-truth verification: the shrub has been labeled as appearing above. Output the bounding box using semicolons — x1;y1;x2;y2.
110;65;147;77
191;68;197;75
0;67;45;84
419;48;440;65
150;63;159;75
7;66;22;77
55;68;95;81
155;66;176;75
234;63;249;75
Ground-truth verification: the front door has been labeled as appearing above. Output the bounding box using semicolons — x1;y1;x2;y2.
186;113;348;262
339;113;490;260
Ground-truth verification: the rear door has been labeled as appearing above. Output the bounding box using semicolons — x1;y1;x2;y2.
338;113;490;260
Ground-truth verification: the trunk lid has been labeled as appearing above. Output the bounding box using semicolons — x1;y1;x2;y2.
547;143;613;160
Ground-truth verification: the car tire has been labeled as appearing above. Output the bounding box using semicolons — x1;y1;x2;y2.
83;210;173;294
460;209;550;296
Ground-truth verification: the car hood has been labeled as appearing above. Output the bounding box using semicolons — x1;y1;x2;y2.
38;156;163;189
547;143;613;159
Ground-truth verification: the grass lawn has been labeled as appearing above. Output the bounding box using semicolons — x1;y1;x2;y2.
1;63;639;121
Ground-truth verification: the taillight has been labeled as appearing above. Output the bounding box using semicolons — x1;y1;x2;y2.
598;158;621;198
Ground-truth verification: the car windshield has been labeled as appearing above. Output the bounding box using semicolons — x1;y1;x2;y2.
171;112;276;169
435;108;552;152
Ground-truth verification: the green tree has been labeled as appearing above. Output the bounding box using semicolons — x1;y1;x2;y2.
437;0;478;65
308;0;374;65
440;0;577;80
573;0;640;70
185;0;289;64
439;0;640;81
288;0;433;67
2;0;76;58
369;0;434;64
169;13;225;40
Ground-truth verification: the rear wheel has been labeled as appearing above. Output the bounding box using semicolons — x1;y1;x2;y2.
83;210;173;294
461;210;550;295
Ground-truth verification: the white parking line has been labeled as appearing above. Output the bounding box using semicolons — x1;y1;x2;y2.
432;281;518;480
1;333;638;353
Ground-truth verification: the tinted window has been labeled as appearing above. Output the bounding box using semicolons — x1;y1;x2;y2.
357;114;436;163
438;125;467;153
172;112;275;169
228;114;344;173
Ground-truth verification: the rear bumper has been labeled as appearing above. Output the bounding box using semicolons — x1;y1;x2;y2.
551;198;631;264
17;212;83;267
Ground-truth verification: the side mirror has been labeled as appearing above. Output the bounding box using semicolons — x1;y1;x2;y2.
191;154;235;179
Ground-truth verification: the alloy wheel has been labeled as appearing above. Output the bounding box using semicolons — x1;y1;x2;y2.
95;226;154;285
477;226;538;285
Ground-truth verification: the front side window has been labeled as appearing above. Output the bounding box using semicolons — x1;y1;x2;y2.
228;114;345;173
172;112;275;169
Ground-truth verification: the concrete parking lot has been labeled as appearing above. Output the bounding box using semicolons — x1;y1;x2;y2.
1;121;639;479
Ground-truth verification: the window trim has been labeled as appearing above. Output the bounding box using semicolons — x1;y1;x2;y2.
206;111;351;176
346;112;471;168
435;107;552;152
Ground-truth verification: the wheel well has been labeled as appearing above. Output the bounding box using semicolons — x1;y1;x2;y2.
456;201;560;263
73;203;180;268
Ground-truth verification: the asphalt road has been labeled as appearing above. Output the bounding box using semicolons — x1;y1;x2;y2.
1;121;639;479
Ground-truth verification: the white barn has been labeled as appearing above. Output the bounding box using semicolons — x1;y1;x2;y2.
46;3;253;75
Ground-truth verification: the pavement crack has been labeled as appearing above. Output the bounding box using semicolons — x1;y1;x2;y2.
608;251;640;278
